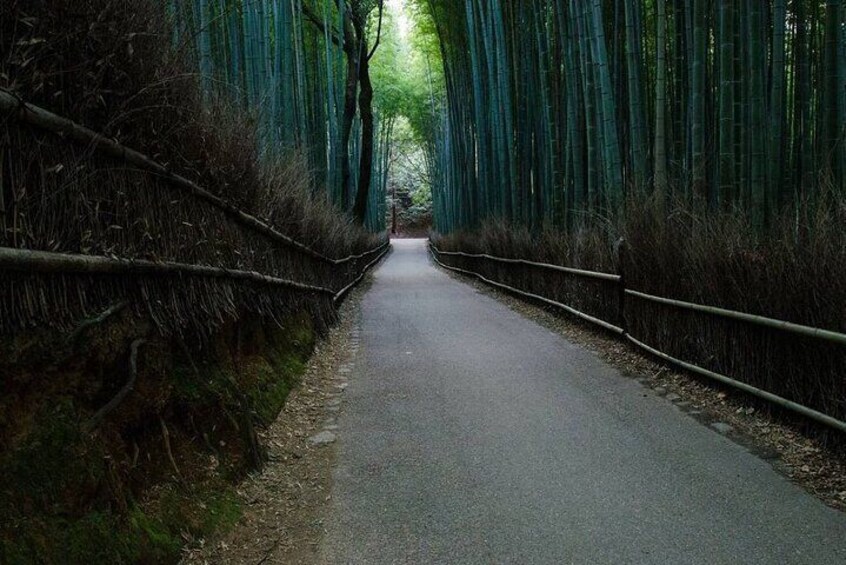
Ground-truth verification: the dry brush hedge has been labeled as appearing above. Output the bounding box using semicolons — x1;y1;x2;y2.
1;117;388;336
0;3;388;561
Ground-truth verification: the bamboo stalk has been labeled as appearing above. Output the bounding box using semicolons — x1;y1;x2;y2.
428;2;841;232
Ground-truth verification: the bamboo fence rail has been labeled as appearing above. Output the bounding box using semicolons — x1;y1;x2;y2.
0;247;335;294
432;249;621;282
0;238;389;301
625;289;846;347
333;241;391;303
429;249;624;334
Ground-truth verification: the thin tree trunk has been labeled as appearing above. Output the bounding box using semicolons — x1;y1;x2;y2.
718;0;734;205
353;46;375;223
749;0;767;228
690;0;707;194
624;0;647;191
769;0;786;208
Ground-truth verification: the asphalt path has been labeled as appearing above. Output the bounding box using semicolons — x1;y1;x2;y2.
319;238;846;564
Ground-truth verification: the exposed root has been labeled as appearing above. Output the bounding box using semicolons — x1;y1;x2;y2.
85;337;146;431
233;326;265;471
159;416;182;481
66;301;128;345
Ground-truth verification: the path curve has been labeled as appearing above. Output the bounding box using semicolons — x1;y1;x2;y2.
319;239;846;564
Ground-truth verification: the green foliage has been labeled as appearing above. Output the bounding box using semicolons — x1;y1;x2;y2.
245;318;315;425
128;507;184;562
0;484;242;564
1;512;142;564
371;0;442;128
153;483;243;542
174;0;387;230
0;401;125;563
370;5;411;120
366;1;439;227
247;352;303;426
385;118;433;230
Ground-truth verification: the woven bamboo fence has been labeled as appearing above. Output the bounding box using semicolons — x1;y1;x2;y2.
430;242;846;435
0;91;389;337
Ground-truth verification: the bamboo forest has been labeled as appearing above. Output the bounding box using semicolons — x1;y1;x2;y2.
1;1;846;563
424;0;846;232
168;0;846;233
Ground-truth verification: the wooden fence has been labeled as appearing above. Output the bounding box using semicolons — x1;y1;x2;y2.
0;90;389;335
430;242;846;434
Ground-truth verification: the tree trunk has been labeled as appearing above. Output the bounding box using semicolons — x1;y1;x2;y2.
340;46;359;211
353;48;375;223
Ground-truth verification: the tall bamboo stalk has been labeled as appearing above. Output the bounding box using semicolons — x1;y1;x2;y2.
415;0;844;234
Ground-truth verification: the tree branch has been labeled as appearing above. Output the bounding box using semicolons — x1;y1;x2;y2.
367;0;385;61
85;338;146;431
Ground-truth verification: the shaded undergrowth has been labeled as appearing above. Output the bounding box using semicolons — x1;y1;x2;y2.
0;310;315;563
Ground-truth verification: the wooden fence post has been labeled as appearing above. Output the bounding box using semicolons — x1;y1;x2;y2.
615;237;628;334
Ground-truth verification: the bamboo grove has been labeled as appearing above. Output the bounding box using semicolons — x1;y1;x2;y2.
171;0;389;231
422;0;846;234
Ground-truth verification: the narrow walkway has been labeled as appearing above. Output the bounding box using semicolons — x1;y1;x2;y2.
319;239;846;564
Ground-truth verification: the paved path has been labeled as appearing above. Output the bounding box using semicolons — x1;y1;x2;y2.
319;239;846;564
